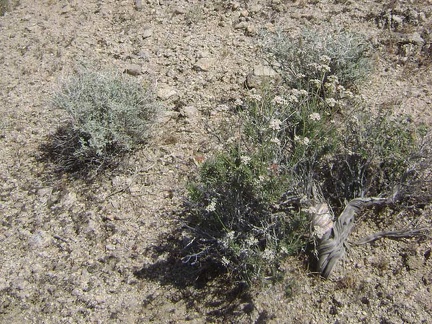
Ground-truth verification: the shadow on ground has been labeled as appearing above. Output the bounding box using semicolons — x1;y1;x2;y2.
132;224;264;322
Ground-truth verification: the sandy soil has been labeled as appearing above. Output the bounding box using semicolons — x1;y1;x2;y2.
0;0;431;322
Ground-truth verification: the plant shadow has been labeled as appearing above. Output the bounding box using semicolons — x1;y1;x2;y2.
38;123;123;181
133;225;257;322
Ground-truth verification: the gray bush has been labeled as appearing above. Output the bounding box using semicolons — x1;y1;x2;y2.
50;68;159;172
262;28;372;90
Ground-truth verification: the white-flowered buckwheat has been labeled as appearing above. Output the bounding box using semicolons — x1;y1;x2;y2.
234;98;243;106
227;231;235;240
288;94;299;103
249;93;262;102
309;113;321;121
269;118;282;131
270;137;281;145
240;155;251;165
205;199;217;212
310;79;322;87
319;55;331;64
221;256;230;266
262;249;275;261
271;96;287;106
325;98;337;107
319;64;331;73
327;75;339;83
245;236;259;247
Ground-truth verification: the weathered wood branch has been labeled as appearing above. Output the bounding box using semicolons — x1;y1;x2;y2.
317;197;402;278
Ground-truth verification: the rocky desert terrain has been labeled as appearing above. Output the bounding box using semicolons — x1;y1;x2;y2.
1;0;432;323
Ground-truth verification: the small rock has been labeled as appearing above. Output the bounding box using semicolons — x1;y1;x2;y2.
157;83;177;100
0;277;9;292
106;244;116;251
249;4;263;14
245;65;280;88
181;106;200;121
61;191;77;209
405;255;422;271
37;187;53;204
246;24;257;35
392;15;404;27
142;27;153;39
194;58;215;72
28;230;52;249
231;2;240;10
137;50;150;61
406;32;424;46
134;0;142;10
234;21;248;30
253;65;278;77
174;7;186;15
240;9;249;17
124;64;142;76
196;50;211;59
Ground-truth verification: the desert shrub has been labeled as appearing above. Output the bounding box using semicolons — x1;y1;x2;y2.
186;145;309;284
48;67;159;173
320;109;427;209
262;28;372;92
184;89;337;284
181;29;429;286
183;85;429;285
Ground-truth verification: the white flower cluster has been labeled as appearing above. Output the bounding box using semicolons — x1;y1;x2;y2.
226;231;235;240
310;79;322;88
240;155;251;165
291;88;308;97
234;98;244;106
262;248;275;261
270;137;281;145
324;75;339;94
205;198;217;212
269;118;282;131
245;236;259;247
308;62;331;73
249;91;262;102
287;94;299;103
319;55;331;65
295;135;310;146
309;112;321;121
221;256;230;266
325;98;337;107
271;96;288;106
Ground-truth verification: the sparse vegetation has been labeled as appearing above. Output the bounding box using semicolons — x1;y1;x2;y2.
45;67;160;174
181;29;430;286
2;0;432;322
262;28;372;92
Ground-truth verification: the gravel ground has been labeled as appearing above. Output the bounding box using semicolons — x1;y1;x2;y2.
1;0;431;322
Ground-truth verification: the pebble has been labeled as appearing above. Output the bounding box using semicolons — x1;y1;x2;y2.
245;65;280;88
234;21;248;30
174;7;187;15
180;106;200;121
142;27;153;39
124;64;142;76
157;83;177;100
194;58;215;72
135;0;142;10
240;10;249;17
61;192;77;209
249;5;263;14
